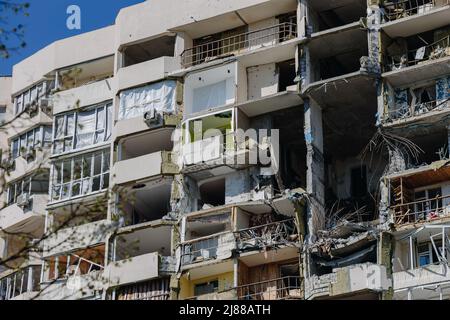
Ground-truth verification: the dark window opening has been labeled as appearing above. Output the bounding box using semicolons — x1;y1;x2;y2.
122;35;176;68
199;178;225;207
351;166;367;198
194;279;219;296
277;59;296;92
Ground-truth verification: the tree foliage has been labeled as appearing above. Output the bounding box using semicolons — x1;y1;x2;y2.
0;1;30;59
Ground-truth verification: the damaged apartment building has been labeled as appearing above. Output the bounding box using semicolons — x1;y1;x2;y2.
0;0;449;301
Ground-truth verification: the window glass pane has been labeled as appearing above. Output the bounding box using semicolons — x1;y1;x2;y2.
73;157;82;180
102;173;109;189
22;178;30;195
55;116;64;139
66;114;75;136
92;176;101;192
97;108;105;129
27;131;34;147
31;176;49;194
105;104;112;140
20;135;26;151
52;185;61;201
12;139;19;158
93;153;102;175
43;127;52;146
62;160;72;183
76;110;95;149
103;151;110;172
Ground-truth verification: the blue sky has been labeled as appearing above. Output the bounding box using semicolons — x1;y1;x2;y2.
0;0;144;75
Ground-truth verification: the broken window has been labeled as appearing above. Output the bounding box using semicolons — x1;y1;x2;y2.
46;246;105;281
50;149;110;202
194;279;219;296
414;187;442;220
417;240;444;267
10;126;52;159
121;35;176;68
118;80;176;121
350;165;368;198
53;102;112;154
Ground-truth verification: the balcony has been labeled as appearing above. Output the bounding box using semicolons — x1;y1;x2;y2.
111;151;178;187
43;219;114;257
386;99;450;122
181;232;235;268
305;263;391;300
235;276;302;300
105;252;175;288
235;218;298;252
52;78;114;114
394;264;450;299
6;149;51;184
382;0;450;22
38;270;105;300
182;132;271;178
0;194;47;235
392;194;450;226
181;22;297;68
383;36;450;86
117;57;179;92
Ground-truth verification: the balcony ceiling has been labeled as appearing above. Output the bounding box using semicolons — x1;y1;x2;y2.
170;0;297;39
382;6;450;38
383;56;450;87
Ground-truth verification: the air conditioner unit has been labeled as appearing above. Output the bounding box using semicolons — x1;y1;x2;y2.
26;102;38;116
23;146;35;160
39;98;53;114
143;109;161;126
17;193;30;207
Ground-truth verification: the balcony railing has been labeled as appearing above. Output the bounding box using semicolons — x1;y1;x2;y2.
181;22;297;67
181;233;221;265
387;98;449;121
235;218;298;250
387;35;450;71
392;194;450;225
235;276;302;300
382;0;450;21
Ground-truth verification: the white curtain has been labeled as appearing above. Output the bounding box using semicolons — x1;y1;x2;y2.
118;80;176;120
76;110;96;149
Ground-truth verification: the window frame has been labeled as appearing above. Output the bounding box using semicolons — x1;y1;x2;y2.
50;149;110;203
10;126;52;159
52;102;112;155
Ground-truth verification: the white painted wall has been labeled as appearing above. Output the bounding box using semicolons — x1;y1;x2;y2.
184;62;237;116
247;63;279;100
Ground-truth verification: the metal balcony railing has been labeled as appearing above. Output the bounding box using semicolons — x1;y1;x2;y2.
387;98;450;120
235;276;302;300
235;218;298;250
181;22;297;68
181;233;222;265
382;0;450;21
387;35;450;71
392;194;450;225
